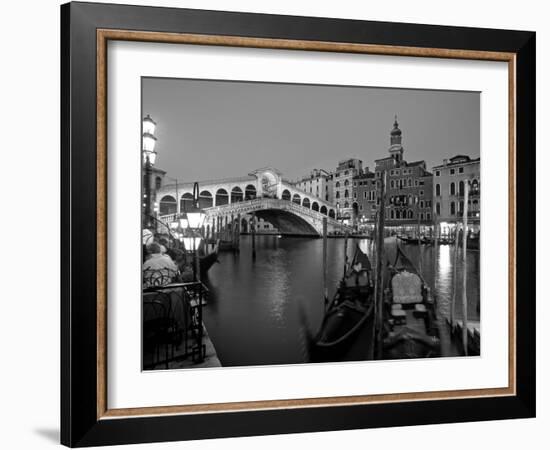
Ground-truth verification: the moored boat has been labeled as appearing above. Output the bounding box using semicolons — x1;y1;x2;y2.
380;246;441;359
308;245;376;362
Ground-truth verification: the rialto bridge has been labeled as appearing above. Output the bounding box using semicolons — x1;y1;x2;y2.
156;168;347;236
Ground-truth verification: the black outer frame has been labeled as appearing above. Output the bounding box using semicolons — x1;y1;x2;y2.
60;1;535;447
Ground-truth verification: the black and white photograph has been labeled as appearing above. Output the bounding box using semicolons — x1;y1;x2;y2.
141;78;481;370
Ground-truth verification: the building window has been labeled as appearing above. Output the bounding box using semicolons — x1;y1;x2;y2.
390;180;394;189
450;201;456;215
415;180;419;187
450;182;456;196
459;201;464;215
426;212;431;220
155;176;162;190
335;181;340;188
420;190;424;196
420;213;424;220
459;167;464;173
420;200;424;208
435;170;440;176
408;178;412;187
336;191;340;199
344;179;349;186
344;190;349;198
450;169;455;175
390;209;395;219
459;180;465;196
436;202;441;215
436;184;441;196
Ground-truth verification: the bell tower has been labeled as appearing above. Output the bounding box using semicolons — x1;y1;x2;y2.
389;115;404;163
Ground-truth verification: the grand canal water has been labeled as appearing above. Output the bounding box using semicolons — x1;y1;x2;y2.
202;235;480;367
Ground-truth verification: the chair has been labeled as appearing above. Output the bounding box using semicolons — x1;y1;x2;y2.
142;291;181;369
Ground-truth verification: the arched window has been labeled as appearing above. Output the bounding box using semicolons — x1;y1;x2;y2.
215;189;229;206
244;184;257;200
320;205;328;215
408;210;413;219
390;180;395;189
408;178;412;187
450;182;456;196
328;209;335;218
302;198;311;208
436;202;441;215
199;190;213;208
459;201;464;215
344;179;349;187
436;183;441;196
282;189;291;201
180;192;195;212
231;187;243;203
312;202;319;212
159;195;177;215
390;209;395;219
450;201;456;215
343;202;349;208
459;180;465;196
155;176;162;190
420;213;424;220
344;189;349;198
473;199;479;211
292;193;301;205
335;191;340;199
335;181;340;188
395;210;400;219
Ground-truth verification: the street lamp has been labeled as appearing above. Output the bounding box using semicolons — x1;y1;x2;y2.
142;114;158;229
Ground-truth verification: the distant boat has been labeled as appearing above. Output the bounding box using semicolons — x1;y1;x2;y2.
308;245;376;362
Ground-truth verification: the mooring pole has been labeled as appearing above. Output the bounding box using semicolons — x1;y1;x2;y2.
323;217;328;310
252;213;256;260
451;221;460;328
236;213;241;252
375;171;387;358
461;181;470;355
343;230;349;276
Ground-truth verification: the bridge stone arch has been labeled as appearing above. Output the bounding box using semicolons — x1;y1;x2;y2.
215;188;229;206
311;201;319;212
159;195;177;216
292;193;301;205
282;189;291;201
302;197;311;209
231;186;244;203
244;184;257;200
202;198;351;237
199;190;213;209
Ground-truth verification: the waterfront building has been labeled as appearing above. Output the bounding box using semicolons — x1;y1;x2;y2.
292;168;333;204
332;158;363;222
352;169;376;226
432;154;480;233
370;117;433;228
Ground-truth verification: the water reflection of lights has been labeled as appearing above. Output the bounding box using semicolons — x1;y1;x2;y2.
438;244;452;279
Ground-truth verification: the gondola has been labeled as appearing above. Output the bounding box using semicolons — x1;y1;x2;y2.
380;245;441;359
308;245;376;362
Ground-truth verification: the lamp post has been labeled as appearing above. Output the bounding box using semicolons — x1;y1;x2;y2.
142;114;157;229
170;183;207;363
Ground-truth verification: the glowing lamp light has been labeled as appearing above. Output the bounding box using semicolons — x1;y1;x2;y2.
182;236;203;251
179;218;189;229
170;220;179;230
142;132;157;153
186;212;206;229
142;114;156;135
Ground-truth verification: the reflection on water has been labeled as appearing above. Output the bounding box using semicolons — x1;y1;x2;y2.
203;235;480;367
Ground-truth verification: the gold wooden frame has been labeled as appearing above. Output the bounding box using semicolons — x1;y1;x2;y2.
96;29;516;420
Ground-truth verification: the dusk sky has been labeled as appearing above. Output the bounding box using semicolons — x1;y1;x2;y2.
142;77;480;182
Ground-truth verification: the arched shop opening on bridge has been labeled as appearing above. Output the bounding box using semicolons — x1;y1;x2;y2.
231;187;244;203
159;195;177;215
216;188;229;206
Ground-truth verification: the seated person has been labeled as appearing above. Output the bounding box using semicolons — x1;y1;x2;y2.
143;242;179;286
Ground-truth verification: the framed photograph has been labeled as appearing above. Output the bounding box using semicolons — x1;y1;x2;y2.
61;1;535;447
